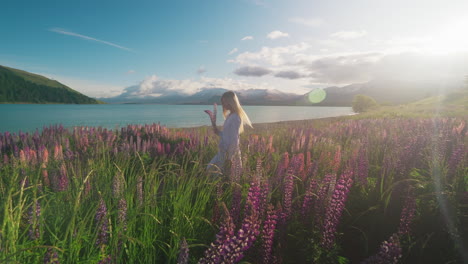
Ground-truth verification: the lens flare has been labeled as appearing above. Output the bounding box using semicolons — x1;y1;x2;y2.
308;89;327;104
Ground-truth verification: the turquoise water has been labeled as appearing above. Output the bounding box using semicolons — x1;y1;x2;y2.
0;104;354;133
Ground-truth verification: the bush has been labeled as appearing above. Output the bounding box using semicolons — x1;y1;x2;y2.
352;94;379;113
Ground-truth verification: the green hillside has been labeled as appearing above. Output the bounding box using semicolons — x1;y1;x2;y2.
0;65;103;104
354;88;468;119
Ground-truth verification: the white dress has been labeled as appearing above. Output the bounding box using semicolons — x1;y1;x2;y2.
208;113;242;174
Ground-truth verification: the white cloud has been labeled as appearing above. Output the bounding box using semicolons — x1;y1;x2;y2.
126;70;136;74
228;48;239;55
120;75;270;98
330;30;368;40
49;28;134;52
231;42;311;66
241;36;254;41
289;17;324;27
267;31;289;40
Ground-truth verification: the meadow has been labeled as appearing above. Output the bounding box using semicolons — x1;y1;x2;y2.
0;114;467;263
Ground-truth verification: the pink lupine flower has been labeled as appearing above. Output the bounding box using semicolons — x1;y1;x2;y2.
53;144;63;161
42;165;50;187
19;149;26;164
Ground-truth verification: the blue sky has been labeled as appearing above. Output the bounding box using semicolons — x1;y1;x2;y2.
1;0;468;98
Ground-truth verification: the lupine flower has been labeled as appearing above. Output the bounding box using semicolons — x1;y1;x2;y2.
199;182;262;264
95;197;109;247
218;201;261;263
321;169;354;249
261;204;277;264
136;175;143;206
199;203;235;264
314;174;336;225
446;144;465;182
41;165;50;187
280;169;294;224
276;152;289;178
361;233;402;264
230;184;242;226
302;178;318;218
112;172;124;198
357;147;369;186
177;237;189;264
398;194;417;236
28;200;41;240
332;146;342;173
44;248;60;264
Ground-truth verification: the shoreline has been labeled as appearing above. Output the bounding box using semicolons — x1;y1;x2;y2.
178;113;359;133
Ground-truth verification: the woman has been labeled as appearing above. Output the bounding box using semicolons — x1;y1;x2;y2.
206;91;253;176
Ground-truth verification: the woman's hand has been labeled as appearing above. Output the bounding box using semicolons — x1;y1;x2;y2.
204;103;219;134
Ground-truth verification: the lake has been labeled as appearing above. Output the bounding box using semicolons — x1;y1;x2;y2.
0;104;354;133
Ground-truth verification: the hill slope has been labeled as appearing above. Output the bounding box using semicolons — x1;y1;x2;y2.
0;65;102;104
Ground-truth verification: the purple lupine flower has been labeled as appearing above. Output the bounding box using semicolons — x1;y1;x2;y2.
136;175;143;206
321;169;354;249
199;182;262;264
118;198;128;231
280;169;294;224
28;200;41;240
199;203;235;264
275;152;289;178
219;201;261;263
314;174;336;225
357;147;369;186
332;146;342;174
361;233;402;264
95;197;109;247
230;185;242;226
177;237;189;264
57;163;69;192
302;178;318;218
112;172;124;198
261;204;277;264
212;183;223;225
398;194;417;236
447;144;465;182
44;248;60;264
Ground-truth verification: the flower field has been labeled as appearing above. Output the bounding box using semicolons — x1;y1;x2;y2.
0;117;467;263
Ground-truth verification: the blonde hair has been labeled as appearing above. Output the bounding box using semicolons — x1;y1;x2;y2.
221;91;253;133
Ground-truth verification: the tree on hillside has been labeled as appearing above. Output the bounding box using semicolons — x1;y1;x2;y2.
352;94;379;113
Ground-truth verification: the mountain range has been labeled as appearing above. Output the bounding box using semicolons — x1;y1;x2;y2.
100;79;462;106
